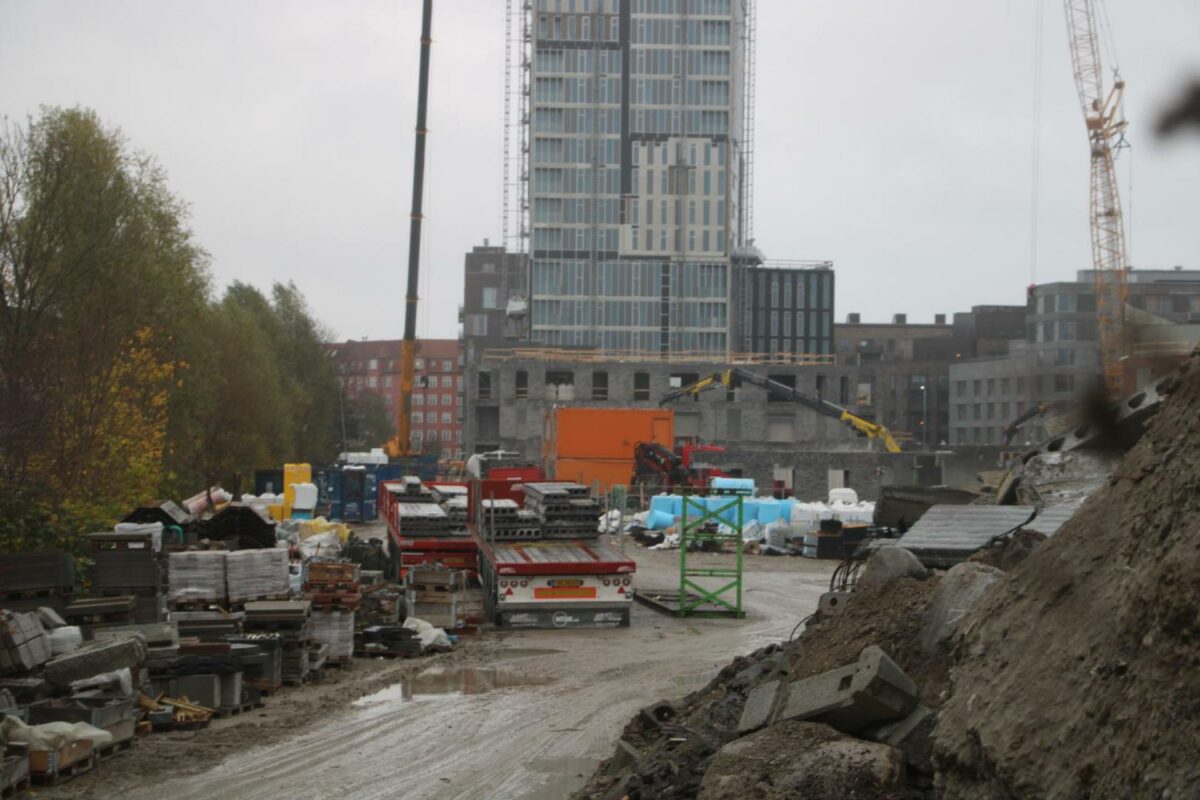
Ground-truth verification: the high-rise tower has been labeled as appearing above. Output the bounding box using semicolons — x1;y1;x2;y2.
524;0;752;355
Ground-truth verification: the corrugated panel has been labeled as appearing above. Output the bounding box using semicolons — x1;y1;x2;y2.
897;505;1036;568
1024;502;1084;537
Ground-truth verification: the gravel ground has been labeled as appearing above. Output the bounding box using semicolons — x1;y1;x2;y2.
39;544;834;800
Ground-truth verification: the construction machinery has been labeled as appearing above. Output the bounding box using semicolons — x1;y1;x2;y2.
1063;0;1129;395
630;442;732;495
660;368;903;454
386;0;433;458
1001;401;1064;445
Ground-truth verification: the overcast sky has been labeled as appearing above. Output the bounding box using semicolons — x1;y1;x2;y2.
3;1;1198;342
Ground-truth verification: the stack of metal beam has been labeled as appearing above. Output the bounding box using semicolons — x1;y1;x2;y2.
523;482;601;539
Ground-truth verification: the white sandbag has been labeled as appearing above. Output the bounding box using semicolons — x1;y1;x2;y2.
402;616;451;650
48;626;83;656
291;482;318;511
69;667;133;698
0;716;113;750
828;488;859;505
114;521;163;551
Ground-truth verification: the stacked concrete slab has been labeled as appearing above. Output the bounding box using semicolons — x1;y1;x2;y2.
87;531;163;624
0;612;51;674
894;505;1036;568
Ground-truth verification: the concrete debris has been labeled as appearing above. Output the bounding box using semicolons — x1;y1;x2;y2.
858;545;928;588
918;562;1004;655
0;612;51;674
44;637;146;687
736;679;781;734
865;704;936;775
817;591;851;619
777;645;918;735
896;505;1036;568
91;623;179;648
698;720;906;800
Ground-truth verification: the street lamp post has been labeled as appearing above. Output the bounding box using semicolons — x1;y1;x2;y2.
919;383;928;448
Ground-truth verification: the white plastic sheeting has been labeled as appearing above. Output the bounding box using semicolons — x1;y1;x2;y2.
168;551;227;603
226;549;289;603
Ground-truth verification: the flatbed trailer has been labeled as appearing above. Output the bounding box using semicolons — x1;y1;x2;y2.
475;530;635;629
380;479;478;580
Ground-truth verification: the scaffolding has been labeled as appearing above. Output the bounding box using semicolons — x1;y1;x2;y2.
502;0;531;258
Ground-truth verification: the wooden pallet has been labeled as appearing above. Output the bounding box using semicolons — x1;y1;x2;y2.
30;755;94;787
94;738;133;762
213;700;264;719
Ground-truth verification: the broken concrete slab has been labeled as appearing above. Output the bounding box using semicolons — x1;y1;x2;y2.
865;705;936;775
698;720;905;800
818;591;850;618
858;546;928;589
919;562;1004;655
638;700;678;731
605;738;640;776
44;637;146;686
36;607;67;629
896;505;1036;568
778;646;917;734
92;623;179;647
737;679;781;734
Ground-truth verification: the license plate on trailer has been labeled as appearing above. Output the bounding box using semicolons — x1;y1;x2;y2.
548;579;583;588
534;587;597;600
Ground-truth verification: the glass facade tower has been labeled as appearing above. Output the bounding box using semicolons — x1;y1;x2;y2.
529;0;748;354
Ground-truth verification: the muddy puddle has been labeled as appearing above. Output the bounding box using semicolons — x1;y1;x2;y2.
354;666;553;706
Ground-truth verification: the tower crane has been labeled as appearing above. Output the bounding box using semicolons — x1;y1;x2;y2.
387;0;433;458
1062;0;1129;395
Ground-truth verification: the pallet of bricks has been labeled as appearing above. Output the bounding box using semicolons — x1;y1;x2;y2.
86;529;164;627
405;567;466;630
242;601;317;685
0;553;74;616
303;562;359;669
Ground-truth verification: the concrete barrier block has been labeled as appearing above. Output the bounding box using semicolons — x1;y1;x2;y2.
779;646;917;734
819;591;851;618
737;679;781;734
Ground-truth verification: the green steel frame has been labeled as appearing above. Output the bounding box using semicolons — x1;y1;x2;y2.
678;495;745;618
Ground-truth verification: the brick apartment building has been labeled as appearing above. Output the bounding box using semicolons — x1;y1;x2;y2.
328;338;464;457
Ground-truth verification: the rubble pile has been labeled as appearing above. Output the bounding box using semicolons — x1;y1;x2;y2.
576;354;1200;799
934;355;1200;799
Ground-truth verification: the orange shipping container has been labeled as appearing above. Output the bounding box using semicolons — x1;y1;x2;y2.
553;458;640;494
545;407;674;461
544;408;674;494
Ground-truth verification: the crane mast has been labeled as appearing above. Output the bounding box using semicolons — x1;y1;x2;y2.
1063;0;1128;395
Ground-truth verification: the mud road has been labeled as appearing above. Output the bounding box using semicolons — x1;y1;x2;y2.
49;546;833;800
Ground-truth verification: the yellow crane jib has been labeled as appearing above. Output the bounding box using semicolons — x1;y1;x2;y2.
660;367;903;453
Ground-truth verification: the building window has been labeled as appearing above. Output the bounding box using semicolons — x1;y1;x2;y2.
478;371;492;400
443;360;453;372
1054;374;1075;393
369;359;378;370
410;412;421;423
593;370;609;401
368;376;377;388
972;380;981;396
428;394;438;406
384;375;392;387
634;372;651;401
442;376;453;388
516;369;528;399
441;429;452;442
413;393;423;405
956;381;966;397
482;287;499;309
441;412;452;424
986;403;995;420
973;404;981;420
425;412;436;423
415;359;424;370
443;394;452;405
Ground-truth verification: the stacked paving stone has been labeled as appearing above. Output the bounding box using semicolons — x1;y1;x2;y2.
87;530;164;624
303;563;360;667
242;601;313;685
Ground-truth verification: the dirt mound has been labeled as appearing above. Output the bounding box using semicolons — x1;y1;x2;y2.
575;573;949;800
935;355;1200;799
967;528;1046;571
794;576;947;708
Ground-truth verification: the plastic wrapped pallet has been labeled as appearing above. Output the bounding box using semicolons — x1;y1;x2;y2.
225;549;289;603
310;610;354;662
167;551;227;604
